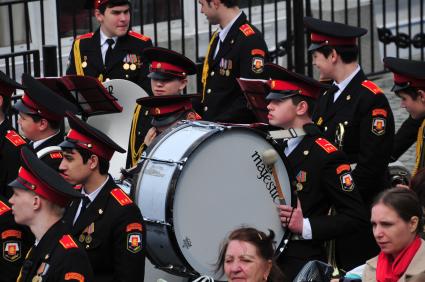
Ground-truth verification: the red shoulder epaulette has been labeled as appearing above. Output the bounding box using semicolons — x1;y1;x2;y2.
315;138;337;154
128;30;151;42
65;272;84;282
77;32;94;40
49;152;63;159
239;24;255;37
110;188;133;206
361;80;383;95
59;235;78;249
336;164;351;174
0;200;11;216
5;130;26;147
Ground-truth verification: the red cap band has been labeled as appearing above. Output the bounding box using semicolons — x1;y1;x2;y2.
268;80;301;92
67;129;114;161
17;167;68;207
149;100;192;116
150;62;186;77
311;33;357;46
393;73;425;89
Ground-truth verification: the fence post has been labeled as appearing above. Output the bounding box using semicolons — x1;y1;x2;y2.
293;0;305;75
43;45;58;77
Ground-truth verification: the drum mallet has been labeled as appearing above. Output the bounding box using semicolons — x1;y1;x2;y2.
262;149;286;205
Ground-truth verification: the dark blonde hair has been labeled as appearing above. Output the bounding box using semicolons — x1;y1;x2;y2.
215;227;284;281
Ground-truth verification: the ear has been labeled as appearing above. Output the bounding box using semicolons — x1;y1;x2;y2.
33;195;42;211
38;118;49;131
212;0;221;8
417;90;425;102
409;216;419;233
263;259;272;281
330;48;339;63
94;9;103;23
295;100;309;116
178;79;188;92
88;154;99;171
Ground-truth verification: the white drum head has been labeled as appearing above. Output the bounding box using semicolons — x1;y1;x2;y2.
172;128;291;280
87;79;148;178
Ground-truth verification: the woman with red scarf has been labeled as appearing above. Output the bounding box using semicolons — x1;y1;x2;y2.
363;187;425;281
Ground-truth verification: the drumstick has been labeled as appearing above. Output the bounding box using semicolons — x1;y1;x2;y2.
262;149;286;205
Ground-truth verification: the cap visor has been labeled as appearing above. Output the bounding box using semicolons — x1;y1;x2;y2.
13;100;37;115
265;92;298;101
8;178;27;190
391;83;410;93
151;111;186;128
148;72;180;81
58;139;78;149
308;42;326;52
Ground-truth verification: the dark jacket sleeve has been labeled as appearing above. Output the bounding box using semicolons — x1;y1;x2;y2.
391;116;423;161
66;40;77;75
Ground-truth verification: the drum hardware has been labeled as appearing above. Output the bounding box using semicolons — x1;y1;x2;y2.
183;120;226;131
156;265;198;277
143;218;172;226
268;128;306;140
139;156;187;166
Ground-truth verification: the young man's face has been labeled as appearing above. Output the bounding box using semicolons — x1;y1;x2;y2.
151;78;187;96
17;112;41;141
398;90;425;119
267;99;298;129
312;50;334;81
96;4;130;38
59;149;92;185
198;0;220;25
9;188;36;226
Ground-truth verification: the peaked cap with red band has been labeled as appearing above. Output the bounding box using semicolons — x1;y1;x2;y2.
143;47;197;80
60;112;125;161
9;147;83;207
265;63;328;101
383;57;425;92
13;74;78;121
304;17;367;52
0;70;25;98
136;94;200;127
85;0;130;9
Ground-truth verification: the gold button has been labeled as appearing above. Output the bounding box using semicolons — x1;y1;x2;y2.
211;71;215;76
303;150;309;155
204;106;208;112
344;121;348;126
324;126;328;131
207;89;211;94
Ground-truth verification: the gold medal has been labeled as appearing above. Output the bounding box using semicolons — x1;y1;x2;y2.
32;276;42;282
130;63;137;71
82;61;87;68
85;235;92;244
296;183;303;191
79;233;86;243
225;69;230;76
123;63;130;70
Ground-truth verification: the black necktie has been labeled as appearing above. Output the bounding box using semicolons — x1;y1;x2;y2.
104;38;115;68
327;84;340;106
79;196;91;216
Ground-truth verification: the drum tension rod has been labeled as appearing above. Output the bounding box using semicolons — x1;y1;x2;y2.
139;156;187;166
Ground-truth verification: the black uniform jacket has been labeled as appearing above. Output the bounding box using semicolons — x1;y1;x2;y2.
17;220;94;282
63;177;145;282
0;121;26;198
197;12;269;123
66;29;153;93
126;106;152;168
283;124;368;260
312;70;395;206
391;115;424;161
32;132;64;152
0;196;34;282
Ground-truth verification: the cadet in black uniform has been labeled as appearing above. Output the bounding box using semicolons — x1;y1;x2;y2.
13;74;78;160
391;116;423;164
59;112;145;282
127;47;197;168
66;0;153;93
0;195;34;282
9;147;94;282
304;16;394;271
0;71;27;198
384;57;425;176
197;0;269;123
264;63;368;281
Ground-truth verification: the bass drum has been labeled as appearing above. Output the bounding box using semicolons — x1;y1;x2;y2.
134;121;293;280
87;79;148;178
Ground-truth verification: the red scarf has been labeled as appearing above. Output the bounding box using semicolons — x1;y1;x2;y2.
376;236;422;282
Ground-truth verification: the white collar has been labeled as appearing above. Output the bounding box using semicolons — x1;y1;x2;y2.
82;175;110;203
218;11;242;42
100;30;118;47
334;65;361;93
32;131;60;149
285;135;304;156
